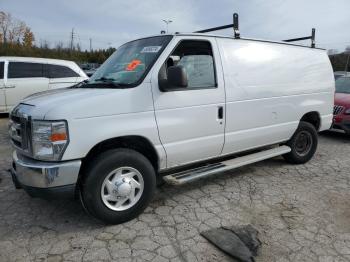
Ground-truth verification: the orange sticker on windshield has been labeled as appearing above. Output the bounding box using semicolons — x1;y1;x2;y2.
126;59;141;71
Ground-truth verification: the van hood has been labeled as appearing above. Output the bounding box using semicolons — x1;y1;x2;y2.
19;85;153;120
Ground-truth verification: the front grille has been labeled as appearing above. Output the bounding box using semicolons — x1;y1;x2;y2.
9;111;31;153
333;105;345;115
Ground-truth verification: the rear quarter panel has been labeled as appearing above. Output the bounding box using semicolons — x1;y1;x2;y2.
217;38;334;154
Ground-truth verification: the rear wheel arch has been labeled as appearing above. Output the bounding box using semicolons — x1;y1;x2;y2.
300;111;321;131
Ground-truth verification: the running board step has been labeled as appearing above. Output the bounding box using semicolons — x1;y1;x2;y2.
163;145;291;185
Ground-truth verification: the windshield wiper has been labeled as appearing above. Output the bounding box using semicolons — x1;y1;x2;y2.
70;79;89;88
93;77;115;82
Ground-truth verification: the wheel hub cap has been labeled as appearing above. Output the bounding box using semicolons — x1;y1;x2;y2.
295;131;312;157
113;178;132;197
100;167;144;211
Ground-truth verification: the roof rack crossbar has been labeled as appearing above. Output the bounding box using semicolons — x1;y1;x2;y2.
194;13;315;48
283;28;316;48
195;24;234;33
194;13;240;39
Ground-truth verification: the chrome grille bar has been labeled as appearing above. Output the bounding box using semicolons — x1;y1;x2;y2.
333;105;344;115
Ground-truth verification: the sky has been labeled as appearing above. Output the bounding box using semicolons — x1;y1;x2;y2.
1;0;350;52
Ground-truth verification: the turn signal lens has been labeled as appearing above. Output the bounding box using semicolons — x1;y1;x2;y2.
50;133;67;142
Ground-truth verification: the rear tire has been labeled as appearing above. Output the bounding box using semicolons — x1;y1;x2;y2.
283;121;318;164
80;148;156;224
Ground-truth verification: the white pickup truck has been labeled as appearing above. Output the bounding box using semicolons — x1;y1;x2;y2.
9;30;334;223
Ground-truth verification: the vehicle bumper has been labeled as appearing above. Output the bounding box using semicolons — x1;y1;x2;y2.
11;151;81;199
332;115;350;133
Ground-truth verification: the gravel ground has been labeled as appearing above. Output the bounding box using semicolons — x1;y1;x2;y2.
0;116;350;262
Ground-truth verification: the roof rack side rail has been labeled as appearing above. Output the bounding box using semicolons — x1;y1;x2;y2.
194;13;240;39
283;28;316;48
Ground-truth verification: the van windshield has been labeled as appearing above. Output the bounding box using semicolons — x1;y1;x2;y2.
87;35;173;87
335;77;350;94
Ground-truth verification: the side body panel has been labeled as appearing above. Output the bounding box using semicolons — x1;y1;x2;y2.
217;38;334;155
5;77;49;111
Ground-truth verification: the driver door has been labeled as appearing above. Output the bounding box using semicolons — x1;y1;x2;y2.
151;37;226;168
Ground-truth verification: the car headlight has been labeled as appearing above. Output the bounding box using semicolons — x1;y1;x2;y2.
345;108;350;115
32;120;69;161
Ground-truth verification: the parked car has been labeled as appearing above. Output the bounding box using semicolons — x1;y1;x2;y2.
80;63;100;77
334;71;349;80
9;33;334;224
332;76;350;134
0;57;88;113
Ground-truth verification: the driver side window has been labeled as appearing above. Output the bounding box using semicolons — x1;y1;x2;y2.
160;40;216;90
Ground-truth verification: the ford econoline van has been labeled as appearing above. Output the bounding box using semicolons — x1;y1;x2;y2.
9;23;334;224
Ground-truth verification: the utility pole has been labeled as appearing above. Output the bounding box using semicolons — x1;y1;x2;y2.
162;19;172;33
89;38;92;52
70;28;75;51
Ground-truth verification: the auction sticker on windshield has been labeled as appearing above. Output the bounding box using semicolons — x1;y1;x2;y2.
126;59;142;71
141;46;162;53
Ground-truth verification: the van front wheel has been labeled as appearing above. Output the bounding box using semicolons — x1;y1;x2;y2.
80;149;156;224
283;121;318;164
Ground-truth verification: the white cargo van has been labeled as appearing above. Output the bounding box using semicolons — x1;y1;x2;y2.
9;16;334;224
0;57;88;112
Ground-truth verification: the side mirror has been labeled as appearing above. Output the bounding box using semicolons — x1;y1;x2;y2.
159;65;188;91
167;65;188;88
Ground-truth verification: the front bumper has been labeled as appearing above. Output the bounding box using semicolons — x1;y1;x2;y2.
11;151;81;199
332;115;350;133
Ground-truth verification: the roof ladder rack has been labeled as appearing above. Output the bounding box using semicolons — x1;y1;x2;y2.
194;13;240;39
194;12;316;48
283;28;316;48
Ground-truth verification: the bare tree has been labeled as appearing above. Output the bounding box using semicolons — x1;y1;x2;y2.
55;41;64;50
0;11;12;43
0;11;29;44
8;20;26;43
39;39;50;49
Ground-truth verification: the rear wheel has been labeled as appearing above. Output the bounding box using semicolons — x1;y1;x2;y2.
80;148;156;224
283;121;318;164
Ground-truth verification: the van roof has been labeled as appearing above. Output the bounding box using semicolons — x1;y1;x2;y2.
143;33;325;51
0;56;78;65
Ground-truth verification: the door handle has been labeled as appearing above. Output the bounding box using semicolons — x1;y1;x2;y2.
6;85;16;88
218;106;224;120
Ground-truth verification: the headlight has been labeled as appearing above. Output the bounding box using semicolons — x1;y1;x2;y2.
345;108;350;115
32;121;69;161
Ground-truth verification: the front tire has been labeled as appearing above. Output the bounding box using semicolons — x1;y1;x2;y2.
283;121;318;164
80;149;156;224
